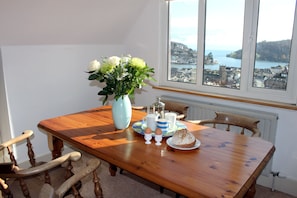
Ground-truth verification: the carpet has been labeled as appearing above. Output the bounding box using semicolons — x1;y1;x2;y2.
69;152;176;198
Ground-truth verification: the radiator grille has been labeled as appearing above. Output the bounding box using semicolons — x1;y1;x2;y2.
162;95;278;176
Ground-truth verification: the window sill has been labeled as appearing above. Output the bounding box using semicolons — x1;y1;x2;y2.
153;86;297;111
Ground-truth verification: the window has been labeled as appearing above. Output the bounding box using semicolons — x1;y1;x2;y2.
254;0;295;90
168;0;198;84
162;0;297;104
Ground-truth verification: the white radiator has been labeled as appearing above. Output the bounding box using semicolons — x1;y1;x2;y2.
162;95;278;176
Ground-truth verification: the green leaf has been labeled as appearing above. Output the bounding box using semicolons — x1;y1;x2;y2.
86;55;155;105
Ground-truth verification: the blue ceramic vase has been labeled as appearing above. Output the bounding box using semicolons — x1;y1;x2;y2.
112;95;132;129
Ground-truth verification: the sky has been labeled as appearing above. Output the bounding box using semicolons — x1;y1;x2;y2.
170;0;295;51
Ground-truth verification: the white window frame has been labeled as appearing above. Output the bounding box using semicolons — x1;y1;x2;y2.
159;0;297;105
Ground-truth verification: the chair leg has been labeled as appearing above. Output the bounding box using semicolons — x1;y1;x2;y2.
92;170;103;198
0;178;13;198
18;178;31;198
70;185;81;198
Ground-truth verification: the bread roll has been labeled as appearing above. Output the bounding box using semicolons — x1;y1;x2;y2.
171;129;196;148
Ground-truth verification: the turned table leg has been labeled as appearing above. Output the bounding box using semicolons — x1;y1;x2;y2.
47;134;64;159
244;180;256;198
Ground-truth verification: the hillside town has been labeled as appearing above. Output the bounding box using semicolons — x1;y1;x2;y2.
170;41;288;90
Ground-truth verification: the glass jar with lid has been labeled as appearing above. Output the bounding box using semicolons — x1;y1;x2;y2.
152;97;165;119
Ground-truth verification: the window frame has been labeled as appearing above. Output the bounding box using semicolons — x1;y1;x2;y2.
160;0;297;105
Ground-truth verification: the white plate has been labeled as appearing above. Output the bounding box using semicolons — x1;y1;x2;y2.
166;137;201;150
132;121;187;137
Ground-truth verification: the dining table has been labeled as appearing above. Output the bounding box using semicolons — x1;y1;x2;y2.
38;105;275;198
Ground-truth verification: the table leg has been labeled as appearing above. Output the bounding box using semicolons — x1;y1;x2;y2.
244;180;256;198
47;134;64;159
109;163;117;176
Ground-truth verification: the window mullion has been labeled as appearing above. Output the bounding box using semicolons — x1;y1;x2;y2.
197;0;206;87
285;1;297;104
241;0;260;92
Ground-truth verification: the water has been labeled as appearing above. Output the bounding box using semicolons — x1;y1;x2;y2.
172;50;288;70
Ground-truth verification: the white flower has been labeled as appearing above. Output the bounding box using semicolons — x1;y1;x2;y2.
87;60;100;72
108;56;121;66
86;54;155;105
121;56;131;64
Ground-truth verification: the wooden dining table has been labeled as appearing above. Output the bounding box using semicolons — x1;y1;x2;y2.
38;105;275;198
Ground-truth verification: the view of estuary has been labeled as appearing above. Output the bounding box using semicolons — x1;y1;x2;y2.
171;50;288;71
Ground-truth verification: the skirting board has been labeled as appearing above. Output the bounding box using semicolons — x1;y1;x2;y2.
257;175;297;197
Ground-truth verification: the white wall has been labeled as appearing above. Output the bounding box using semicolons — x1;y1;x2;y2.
0;45;125;159
0;0;296;196
0;0;151;160
0;0;147;45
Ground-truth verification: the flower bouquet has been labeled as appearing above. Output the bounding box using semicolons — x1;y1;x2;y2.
87;55;155;105
86;55;155;129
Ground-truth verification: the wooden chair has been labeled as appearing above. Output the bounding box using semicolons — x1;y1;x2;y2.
0;130;103;198
132;99;189;120
163;100;189;120
0;130;36;197
189;112;261;137
38;158;102;198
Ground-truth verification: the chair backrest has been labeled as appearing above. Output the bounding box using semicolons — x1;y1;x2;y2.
0;150;83;197
198;112;261;137
0;130;36;197
0;130;36;167
39;158;102;198
162;100;189;120
132;100;189;120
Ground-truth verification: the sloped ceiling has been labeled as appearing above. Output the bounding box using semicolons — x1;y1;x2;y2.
0;0;148;45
